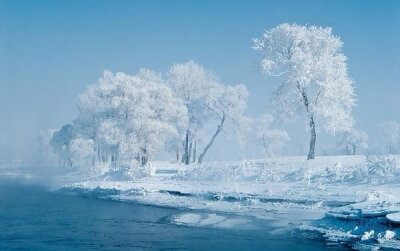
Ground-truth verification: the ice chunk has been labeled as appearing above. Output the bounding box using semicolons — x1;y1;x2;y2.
171;212;253;229
386;212;400;224
198;214;225;226
215;218;251;228
173;213;202;226
361;230;374;241
377;230;396;241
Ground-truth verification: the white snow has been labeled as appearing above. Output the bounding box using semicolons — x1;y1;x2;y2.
379;230;396;241
172;213;252;229
198;214;226;226
387;213;400;224
53;154;400;249
173;213;203;226
361;230;374;241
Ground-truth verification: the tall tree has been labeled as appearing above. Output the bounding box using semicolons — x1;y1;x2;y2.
50;124;76;166
198;84;249;163
167;61;217;164
253;23;355;159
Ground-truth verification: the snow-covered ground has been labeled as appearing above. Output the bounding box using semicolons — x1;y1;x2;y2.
5;155;400;249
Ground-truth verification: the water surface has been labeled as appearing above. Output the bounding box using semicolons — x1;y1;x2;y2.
0;181;343;250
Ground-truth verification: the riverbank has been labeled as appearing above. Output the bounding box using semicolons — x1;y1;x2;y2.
63;155;400;249
2;155;400;249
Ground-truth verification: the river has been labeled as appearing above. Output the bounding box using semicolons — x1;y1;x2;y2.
0;180;347;250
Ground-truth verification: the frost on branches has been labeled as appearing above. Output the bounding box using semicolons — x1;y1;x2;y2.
50;70;187;169
47;62;251;170
337;128;368;155
253;23;356;159
166;61;218;164
198;83;249;163
166;61;250;164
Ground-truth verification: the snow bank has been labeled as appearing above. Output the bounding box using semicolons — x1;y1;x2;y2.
301;190;400;249
174;155;400;185
59;155;400;249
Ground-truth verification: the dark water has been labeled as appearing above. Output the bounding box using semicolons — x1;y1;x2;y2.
0;182;339;250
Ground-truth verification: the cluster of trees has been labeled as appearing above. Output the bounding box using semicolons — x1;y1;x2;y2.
46;23;398;169
336;128;369;155
47;62;257;168
335;121;400;156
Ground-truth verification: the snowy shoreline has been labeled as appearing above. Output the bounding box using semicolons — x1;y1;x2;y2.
55;155;400;249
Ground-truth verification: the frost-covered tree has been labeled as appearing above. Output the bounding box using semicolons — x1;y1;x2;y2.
253;23;355;160
51;69;187;169
50;124;76;166
337;128;368;155
255;114;290;157
164;136;184;163
198;84;249;163
69;138;95;167
378;121;400;154
167;61;217;164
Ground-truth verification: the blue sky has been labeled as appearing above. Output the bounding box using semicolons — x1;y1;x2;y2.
1;0;399;161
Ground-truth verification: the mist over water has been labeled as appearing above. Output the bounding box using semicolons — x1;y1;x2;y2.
0;180;340;250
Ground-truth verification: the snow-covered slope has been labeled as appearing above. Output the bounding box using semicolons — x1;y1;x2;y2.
61;155;400;249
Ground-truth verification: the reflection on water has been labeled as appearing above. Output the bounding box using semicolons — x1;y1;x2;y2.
0;181;343;250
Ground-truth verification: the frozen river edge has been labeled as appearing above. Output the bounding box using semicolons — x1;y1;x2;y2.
2;155;400;249
59;155;400;250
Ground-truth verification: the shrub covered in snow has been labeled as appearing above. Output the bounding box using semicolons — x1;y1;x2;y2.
343;155;399;185
172;155;400;186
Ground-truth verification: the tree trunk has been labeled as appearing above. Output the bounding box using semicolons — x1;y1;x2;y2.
97;146;102;164
184;130;190;165
192;141;197;163
141;156;148;166
141;148;148;166
345;145;351;155
299;86;316;160
198;115;225;164
262;134;268;157
188;141;192;163
307;116;316;160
